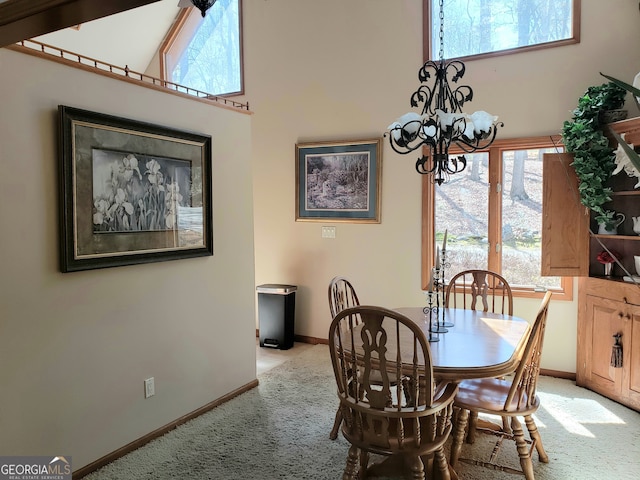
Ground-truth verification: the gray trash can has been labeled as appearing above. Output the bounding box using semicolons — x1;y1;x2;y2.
257;284;297;350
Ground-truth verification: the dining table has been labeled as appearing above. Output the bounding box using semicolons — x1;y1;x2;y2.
362;307;532;480
394;307;531;381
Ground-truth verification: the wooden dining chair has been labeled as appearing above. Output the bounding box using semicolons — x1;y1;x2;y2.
328;276;360;319
445;269;513;315
328;276;361;440
449;291;553;480
329;305;459;480
445;269;514;442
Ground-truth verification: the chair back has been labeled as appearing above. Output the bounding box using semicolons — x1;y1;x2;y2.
504;291;552;412
328;305;457;454
445;269;513;315
328;276;360;318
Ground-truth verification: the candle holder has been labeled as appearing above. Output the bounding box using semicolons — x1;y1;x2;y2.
439;249;454;328
422;292;441;342
430;268;449;334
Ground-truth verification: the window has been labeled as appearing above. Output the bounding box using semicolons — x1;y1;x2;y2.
161;0;243;96
422;136;573;299
425;0;580;61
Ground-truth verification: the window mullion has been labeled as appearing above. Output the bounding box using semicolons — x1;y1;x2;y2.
487;147;502;273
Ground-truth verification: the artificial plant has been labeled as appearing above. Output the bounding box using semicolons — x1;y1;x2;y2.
562;82;627;229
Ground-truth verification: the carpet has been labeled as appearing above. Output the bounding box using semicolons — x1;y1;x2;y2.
83;344;640;480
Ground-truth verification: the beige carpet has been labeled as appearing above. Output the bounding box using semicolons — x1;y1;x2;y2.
83;344;640;480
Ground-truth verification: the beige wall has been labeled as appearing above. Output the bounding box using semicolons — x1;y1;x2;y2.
242;0;640;373
0;49;256;469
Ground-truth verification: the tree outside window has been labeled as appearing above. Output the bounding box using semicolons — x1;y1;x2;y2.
427;137;571;298
426;0;579;60
162;0;242;96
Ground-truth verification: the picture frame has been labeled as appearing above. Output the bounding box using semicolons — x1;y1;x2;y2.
295;138;382;223
58;105;213;272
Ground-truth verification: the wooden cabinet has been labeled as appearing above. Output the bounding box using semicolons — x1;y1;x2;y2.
541;152;589;276
577;277;640;411
543;116;640;411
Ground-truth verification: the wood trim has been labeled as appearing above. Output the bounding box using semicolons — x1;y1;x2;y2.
72;378;259;479
294;334;328;345
7;43;252;114
0;0;161;47
159;7;191;83
540;368;576;381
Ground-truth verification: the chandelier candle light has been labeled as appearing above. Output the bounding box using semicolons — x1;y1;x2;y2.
178;0;217;17
386;0;503;185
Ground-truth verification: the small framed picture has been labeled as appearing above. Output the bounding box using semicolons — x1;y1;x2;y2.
295;138;382;223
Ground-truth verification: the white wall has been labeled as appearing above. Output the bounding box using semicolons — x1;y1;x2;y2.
0;48;256;469
242;0;640;373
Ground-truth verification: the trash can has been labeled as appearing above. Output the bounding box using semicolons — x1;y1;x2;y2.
257;284;297;350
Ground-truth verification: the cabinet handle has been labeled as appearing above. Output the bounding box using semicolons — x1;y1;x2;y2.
618;312;624;319
611;333;623;368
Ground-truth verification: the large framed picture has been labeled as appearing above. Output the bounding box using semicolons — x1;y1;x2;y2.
58;106;213;272
295;138;382;223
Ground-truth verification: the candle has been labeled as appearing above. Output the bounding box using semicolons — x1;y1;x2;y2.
435;246;441;270
442;229;448;252
427;270;434;292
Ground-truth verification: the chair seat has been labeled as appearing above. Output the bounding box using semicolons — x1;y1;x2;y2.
454;378;540;415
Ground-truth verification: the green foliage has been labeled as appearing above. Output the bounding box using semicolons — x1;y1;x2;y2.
601;72;640;174
562;82;627;229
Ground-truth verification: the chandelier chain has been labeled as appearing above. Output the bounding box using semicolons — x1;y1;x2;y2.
438;0;444;61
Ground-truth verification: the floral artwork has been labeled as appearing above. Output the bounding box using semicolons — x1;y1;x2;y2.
59;105;212;272
92;149;192;233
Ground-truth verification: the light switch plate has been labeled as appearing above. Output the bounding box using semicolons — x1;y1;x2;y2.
321;226;336;238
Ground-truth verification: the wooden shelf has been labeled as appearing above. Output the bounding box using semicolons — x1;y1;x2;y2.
611;190;640;196
592;234;640;240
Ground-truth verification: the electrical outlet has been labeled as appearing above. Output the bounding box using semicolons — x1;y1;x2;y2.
144;377;155;398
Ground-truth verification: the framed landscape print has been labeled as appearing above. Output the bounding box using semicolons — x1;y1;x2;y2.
58;105;213;272
295;138;382;223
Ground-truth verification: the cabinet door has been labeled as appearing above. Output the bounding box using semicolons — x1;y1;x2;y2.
582;295;625;398
541;153;589;276
622;308;640;409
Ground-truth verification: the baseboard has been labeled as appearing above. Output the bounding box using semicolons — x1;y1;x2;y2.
73;378;259;479
540;368;576;380
294;334;328;345
255;329;328;345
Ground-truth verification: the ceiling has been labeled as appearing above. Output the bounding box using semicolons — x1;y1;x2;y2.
32;0;181;73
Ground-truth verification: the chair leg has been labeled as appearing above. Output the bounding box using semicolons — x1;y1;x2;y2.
466;411;478;443
343;445;360;480
330;406;343;440
525;414;549;463
359;451;369;480
511;417;535;480
450;407;469;467
433;447;451;480
405;455;426;480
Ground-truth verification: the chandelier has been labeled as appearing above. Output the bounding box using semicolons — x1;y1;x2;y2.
178;0;217;17
386;0;503;185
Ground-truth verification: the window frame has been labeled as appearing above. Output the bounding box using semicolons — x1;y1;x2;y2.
421;135;573;301
423;0;581;62
159;0;244;97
